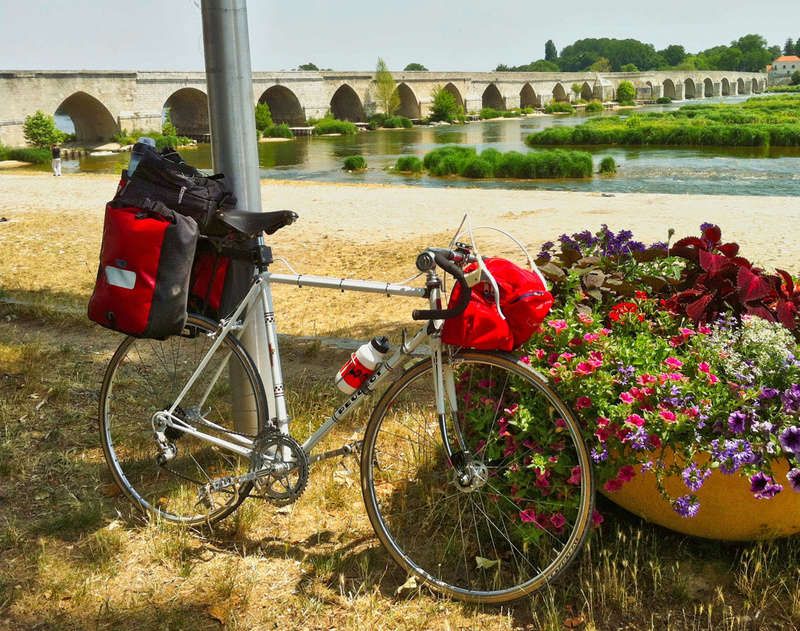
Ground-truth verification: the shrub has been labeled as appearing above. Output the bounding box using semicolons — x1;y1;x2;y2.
585;100;604;113
383;116;413;129
544;103;574;114
254;103;273;132
620;63;639;72
430;85;460;122
367;113;387;130
616;81;636;104
342;155;367;171
264;124;294;138
422;145;476;170
23;110;65;149
599;156;617;174
1;147;50;164
792;70;800;86
421;146;593;179
459;157;493;178
479;107;504;119
656;96;673;104
522;107;535;114
313;118;358;135
394;155;423;173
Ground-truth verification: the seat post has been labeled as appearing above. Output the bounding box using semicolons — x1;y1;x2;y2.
252;244;274;273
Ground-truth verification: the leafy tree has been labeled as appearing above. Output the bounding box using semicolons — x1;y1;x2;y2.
733;34;768;53
23;110;65;149
254;102;273;132
792;70;800;85
571;83;582;98
162;107;177;137
620;63;639;72
297;62;319;71
495;59;559;72
545;39;557;62
430;85;460;122
785;39;795;56
587;57;611;72
404;63;428;71
796;39;800;56
616;81;635;103
658;44;687;67
375;57;399;115
559;38;661;71
495;64;510;71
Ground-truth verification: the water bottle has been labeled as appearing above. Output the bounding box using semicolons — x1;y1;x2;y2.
127;136;156;177
335;336;390;394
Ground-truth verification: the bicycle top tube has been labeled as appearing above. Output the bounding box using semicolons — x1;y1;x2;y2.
262;271;427;299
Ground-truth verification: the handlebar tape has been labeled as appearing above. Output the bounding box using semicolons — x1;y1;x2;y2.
411;251;472;321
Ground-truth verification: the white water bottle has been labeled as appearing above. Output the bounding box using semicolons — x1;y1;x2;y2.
127;136;156;177
335;336;390;394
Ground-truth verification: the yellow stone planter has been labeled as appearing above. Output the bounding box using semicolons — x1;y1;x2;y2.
601;453;800;541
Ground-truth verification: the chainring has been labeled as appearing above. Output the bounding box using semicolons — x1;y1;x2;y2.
249;430;309;506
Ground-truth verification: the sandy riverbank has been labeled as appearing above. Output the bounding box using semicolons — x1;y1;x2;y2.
1;172;798;337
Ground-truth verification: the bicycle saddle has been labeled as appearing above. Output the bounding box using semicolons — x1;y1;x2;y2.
215;209;298;236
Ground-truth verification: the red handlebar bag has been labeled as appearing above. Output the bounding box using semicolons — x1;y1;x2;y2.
442;257;553;351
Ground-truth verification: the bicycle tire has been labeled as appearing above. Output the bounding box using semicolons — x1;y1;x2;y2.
99;314;268;525
360;351;594;603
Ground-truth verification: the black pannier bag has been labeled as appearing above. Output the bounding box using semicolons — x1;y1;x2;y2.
118;145;237;233
88;199;199;339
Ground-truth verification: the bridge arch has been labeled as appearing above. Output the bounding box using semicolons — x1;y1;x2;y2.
552;83;569;103
482;84;505;110
330;84;365;122
519;83;537;108
442;83;464;111
393;83;420;118
751;78;760;93
581;82;593;101
163;88;209;137
721;78;731;96
737;78;746;94
684;78;696;99
703;78;714;97
55;91;117;142
258;85;305;125
662;79;676;100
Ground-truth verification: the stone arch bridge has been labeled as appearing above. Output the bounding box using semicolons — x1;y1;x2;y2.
0;69;767;146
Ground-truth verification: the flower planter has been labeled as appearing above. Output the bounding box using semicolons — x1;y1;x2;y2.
601;452;800;540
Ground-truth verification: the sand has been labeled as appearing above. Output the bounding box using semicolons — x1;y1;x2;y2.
1;171;798;338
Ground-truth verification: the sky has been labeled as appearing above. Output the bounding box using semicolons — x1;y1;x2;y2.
1;0;798;72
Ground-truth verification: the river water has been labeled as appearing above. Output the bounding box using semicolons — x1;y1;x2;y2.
51;96;800;197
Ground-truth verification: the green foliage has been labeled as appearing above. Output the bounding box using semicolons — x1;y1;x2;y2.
297;62;319;71
375;57;399;115
559;38;662;71
23;110;65;149
495;59;560;72
620;63;639;72
0;147;50;163
585;100;604;113
367;113;387;129
112;128;191;149
587;57;612;72
264;123;294;138
658;44;687;66
616;81;636;103
430;85;460;122
382;116;413;129
342;155;367;171
793;70;800;86
544;103;574;114
403;63;428;71
545;39;558;62
421;145;593;179
254;102;274;132
656;96;673;104
394;155;423;173
479;107;504;119
313;118;359;135
571;83;582;96
599;156;617;174
767;84;800;93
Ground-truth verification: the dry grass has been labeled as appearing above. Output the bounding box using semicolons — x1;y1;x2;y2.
2;174;800;630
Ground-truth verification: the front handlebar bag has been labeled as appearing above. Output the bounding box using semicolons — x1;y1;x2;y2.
442;257;553;351
88;200;198;339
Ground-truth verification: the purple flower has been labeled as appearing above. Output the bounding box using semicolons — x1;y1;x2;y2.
673;495;700;518
700;222;714;231
711;438;755;474
787;468;800;492
682;462;711;492
779;426;800;456
628;427;648;450
749;472;783;499
759;387;780;400
640;460;654;472
782;385;800;414
591;445;608;463
728;410;749;434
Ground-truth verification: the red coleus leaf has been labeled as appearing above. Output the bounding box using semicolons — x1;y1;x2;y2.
746;305;776;322
737;266;771;303
776;269;796;297
717;242;740;257
777;301;798;329
703;225;722;244
731;256;753;269
699;250;735;276
686;294;714;322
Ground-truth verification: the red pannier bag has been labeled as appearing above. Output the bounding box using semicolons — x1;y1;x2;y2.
442;257;553;351
88;199;199;339
189;239;231;319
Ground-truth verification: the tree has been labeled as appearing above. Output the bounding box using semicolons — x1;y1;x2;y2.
254;102;273;132
796;39;800;56
404;63;428;71
587;57;611;72
496;59;559;72
23;110;65;148
620;63;639;72
545;39;557;62
430;85;460;122
658;44;686;67
571;83;582;98
297;62;318;71
375;58;399;115
616;81;635;104
785;38;795;56
792;70;800;86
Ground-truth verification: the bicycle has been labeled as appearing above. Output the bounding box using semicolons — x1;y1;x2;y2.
98;208;595;603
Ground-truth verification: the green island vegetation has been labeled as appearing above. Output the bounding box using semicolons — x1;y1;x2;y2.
392;145;594;179
0;144;50;164
656;96;673;104
312;118;359;135
598;155;617;174
544;102;574;114
342;155;367;171
479;107;535;119
585;100;604;113
429;85;466;123
254;103;295;140
768;85;800;93
496;33;788;73
262;123;294;139
393;155;424;173
616;81;636;105
526;95;800;148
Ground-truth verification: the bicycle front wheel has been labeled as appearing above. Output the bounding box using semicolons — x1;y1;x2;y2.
99;314;268;525
361;351;594;603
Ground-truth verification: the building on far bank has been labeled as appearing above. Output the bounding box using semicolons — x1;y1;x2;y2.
768;55;800;83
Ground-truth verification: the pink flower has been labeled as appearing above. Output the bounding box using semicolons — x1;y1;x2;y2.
583;333;600;343
618;465;636;482
595;428;610;442
555;418;567;428
547;319;568;333
550;512;567;529
575;361;596;376
519;509;537;522
619;392;635;404
559;352;576;361
567;466;582;485
604;478;623;492
504;404;519;416
626;413;646;427
707;374;719;385
660;410;677;422
575;396;592;409
669;372;686;382
697;362;710;374
680;328;695;337
520;355;531;364
534;349;546;360
596;416;610;427
591;509;604;526
698;325;712;334
665;357;683;370
578;313;594;325
599;328;612;336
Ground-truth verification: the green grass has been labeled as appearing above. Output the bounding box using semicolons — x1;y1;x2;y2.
766;85;800;93
313;118;359;135
545;102;574;114
585;100;604;113
599;155;617;174
527;95;800;147
0;147;50;164
394;155;423;173
421;145;593;179
382;116;413;129
263;123;294;138
110;129;193;149
342;155;367;171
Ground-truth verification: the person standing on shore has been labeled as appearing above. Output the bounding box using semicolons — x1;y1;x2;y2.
51;144;61;176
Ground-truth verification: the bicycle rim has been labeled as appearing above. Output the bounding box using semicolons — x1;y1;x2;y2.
361;351;594;603
99;314;267;525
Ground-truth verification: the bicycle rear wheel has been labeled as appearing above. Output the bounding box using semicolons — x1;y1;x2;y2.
99;314;267;525
361;351;593;603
